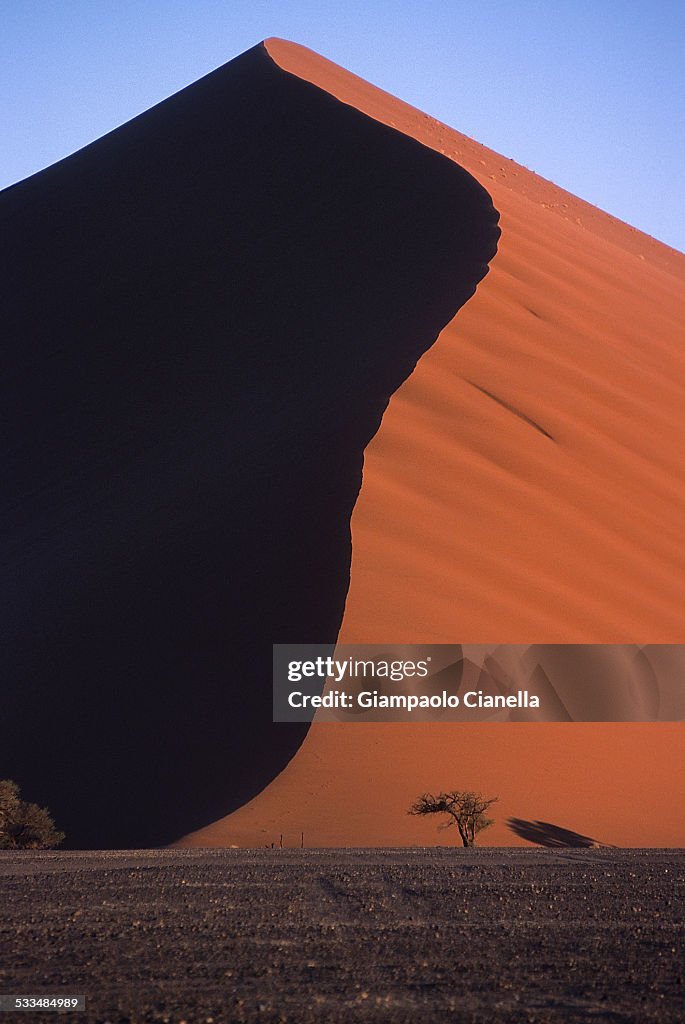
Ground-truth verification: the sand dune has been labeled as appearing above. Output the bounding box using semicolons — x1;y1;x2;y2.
182;40;685;849
1;42;497;846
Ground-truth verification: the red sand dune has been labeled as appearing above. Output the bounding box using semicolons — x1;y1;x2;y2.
2;40;496;847
181;40;685;849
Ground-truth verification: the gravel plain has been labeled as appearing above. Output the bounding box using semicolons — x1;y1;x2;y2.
1;848;683;1023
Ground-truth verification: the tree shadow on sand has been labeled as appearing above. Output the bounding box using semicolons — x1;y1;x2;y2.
507;818;614;848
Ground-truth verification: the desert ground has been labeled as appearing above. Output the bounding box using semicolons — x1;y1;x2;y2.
1;848;683;1023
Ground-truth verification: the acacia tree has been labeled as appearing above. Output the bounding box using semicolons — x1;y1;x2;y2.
0;780;65;850
409;790;497;847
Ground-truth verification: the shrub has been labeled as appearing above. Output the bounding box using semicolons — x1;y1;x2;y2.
0;780;65;850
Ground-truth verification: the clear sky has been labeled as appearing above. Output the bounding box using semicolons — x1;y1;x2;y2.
3;1;684;253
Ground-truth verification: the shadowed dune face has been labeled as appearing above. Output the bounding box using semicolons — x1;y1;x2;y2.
1;43;498;846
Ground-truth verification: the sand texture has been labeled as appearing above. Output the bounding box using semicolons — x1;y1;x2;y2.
182;40;685;850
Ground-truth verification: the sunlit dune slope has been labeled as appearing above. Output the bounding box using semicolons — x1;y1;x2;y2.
182;40;685;849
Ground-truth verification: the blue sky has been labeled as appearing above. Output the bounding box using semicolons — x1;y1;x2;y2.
3;1;684;252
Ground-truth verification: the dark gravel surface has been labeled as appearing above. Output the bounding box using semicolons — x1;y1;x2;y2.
1;848;683;1023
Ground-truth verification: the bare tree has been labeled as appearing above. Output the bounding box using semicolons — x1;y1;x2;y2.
409;790;497;847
